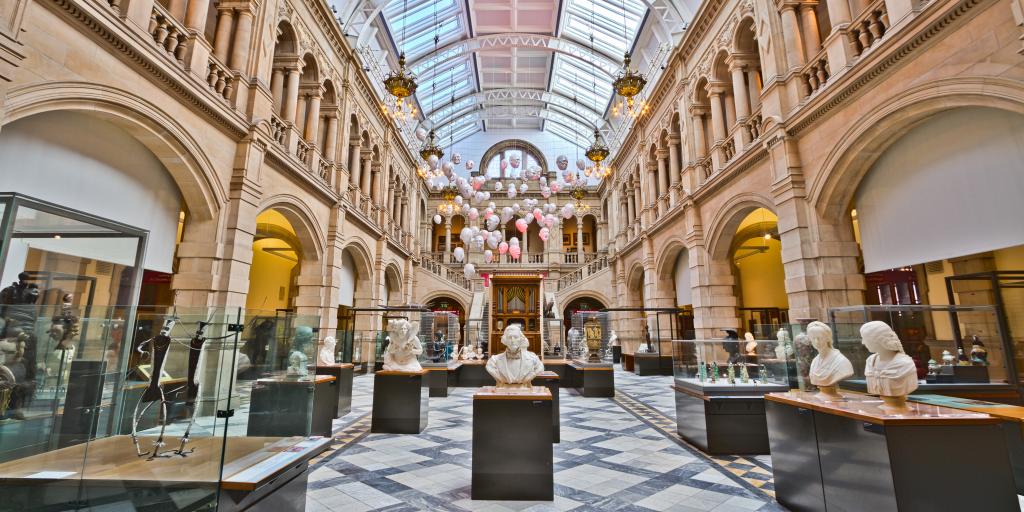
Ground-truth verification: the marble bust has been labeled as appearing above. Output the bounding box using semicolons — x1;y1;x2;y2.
317;336;336;366
775;328;793;360
744;332;758;355
382;319;423;372
486;324;544;387
806;321;853;399
459;344;475;360
862;321;919;410
287;326;314;379
608;330;619;347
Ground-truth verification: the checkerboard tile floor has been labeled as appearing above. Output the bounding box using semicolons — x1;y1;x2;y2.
307;366;783;511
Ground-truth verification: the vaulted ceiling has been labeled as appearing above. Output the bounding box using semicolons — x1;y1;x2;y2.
334;0;700;153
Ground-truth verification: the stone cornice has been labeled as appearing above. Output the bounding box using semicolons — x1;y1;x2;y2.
47;0;250;138
787;0;986;136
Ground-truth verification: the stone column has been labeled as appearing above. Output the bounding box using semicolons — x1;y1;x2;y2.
322;114;339;161
708;87;727;144
360;152;372;196
371;165;382;203
183;0;210;33
400;197;408;231
668;135;681;203
632;184;642;232
646;161;658;211
348;143;361;190
626;191;636;229
303;92;322;143
656;148;669;213
691;111;707;158
779;3;806;68
167;0;186;20
729;63;751;121
229;7;254;71
282;66;301;123
212;7;234;62
826;0;851;28
270;68;284;108
801;3;822;60
747;70;762;110
445;219;452;254
576;216;584;262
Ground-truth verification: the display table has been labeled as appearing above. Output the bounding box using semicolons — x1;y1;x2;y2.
471;386;553;500
766;391;1017;512
909;394;1024;494
456;360;496;387
371;370;428;434
532;371;561;443
313;363;354;418
622;353;634;372
611;345;621;364
633;353;672;376
422;362;458;397
568;361;614;397
840;379;1019;403
0;435;330;511
672;378;788;455
247;375;336;437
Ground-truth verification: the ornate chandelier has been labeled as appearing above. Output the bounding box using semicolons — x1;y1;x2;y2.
419;129;444;161
611;53;649;119
584;129;613;179
568;178;591;215
437;183;462;217
382;53;418;123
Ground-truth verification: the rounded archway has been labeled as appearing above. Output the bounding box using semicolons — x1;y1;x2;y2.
561;295;607;340
245;209;303;314
726;207;788;337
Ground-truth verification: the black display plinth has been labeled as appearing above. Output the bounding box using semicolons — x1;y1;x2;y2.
532;371;560;443
767;391;1017;512
457;360;496;387
634;353;672;376
371;370;428;434
247;376;336;437
672;380;786;455
57;360;106;448
568;361;614;397
314;363;354;418
472;387;553;501
423;364;452;397
611;346;622;364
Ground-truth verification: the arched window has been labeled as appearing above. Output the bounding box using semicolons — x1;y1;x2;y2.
480;140;547;178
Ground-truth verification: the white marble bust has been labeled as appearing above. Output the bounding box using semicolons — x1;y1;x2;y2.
317;336;337;366
459;344;475;361
806;321;853;398
744;332;758;355
609;330;620;347
775;328;793;360
862;321;918;410
382;319;423;372
486;324;545;387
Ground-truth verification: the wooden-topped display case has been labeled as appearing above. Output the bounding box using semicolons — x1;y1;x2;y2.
0;306;328;511
472;386;553;501
766;390;1018;511
670;339;790;454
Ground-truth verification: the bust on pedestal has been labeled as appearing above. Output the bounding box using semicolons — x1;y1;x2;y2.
473;325;553;500
486;324;544;388
317;336;336;366
371;319;428;433
806;321;853;400
862;321;918;411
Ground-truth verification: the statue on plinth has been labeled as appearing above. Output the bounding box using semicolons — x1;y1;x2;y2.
382;319;423;372
806;321;853;399
287;326;314;379
486;324;544;388
317;336;336;366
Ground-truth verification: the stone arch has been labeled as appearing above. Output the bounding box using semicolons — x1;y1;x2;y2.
383;261;404;305
810;77;1024;225
341;238;375;281
705;193;778;260
480;139;548;177
626;261;646;307
257;195;325;262
732;16;758;54
421;292;470;314
2;82;224;222
274;21;298;56
559;289;612;312
300;53;319;83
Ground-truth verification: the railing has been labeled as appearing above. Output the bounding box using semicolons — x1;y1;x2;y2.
296;139;312;163
269;115;287;145
722;137;736;162
800;47;832;98
420;255;472;290
696;156;713;181
527;253;544;264
360;193;372;217
744;109;764;142
564;253;579;264
206;56;233;101
556;251;610;291
317;157;333;183
147;4;187;63
849;0;891;58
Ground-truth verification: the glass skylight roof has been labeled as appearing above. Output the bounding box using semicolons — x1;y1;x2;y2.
550;56;615;115
561;0;647;60
383;0;465;61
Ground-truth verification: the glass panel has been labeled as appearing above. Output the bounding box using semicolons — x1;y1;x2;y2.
671;339;791;393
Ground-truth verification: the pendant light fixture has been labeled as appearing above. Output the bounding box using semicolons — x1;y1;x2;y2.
611;0;649;119
382;0;418;124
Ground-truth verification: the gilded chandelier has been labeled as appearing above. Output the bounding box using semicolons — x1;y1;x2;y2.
611;54;649;118
437;184;462;217
584;129;613;179
419;129;444;161
382;53;418;123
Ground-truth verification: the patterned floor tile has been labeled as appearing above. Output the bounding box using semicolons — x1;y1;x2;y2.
305;366;783;511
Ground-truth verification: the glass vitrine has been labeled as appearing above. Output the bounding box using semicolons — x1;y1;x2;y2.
671;339;791;394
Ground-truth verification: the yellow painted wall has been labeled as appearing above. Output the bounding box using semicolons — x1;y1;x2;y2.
735;238;789;308
245;239;297;313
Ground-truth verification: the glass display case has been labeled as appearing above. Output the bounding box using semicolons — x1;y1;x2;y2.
542;318;565;361
421;310;459;365
827;305;1014;394
0;306;328;511
671;339;791;395
570;311;610;363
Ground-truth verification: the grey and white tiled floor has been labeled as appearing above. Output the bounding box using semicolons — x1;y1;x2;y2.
306;367;784;511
